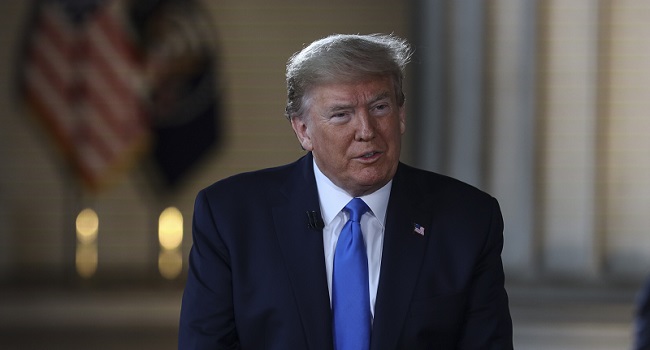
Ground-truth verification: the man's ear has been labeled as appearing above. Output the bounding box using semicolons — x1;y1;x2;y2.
290;116;313;151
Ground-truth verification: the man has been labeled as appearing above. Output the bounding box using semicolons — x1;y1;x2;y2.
179;33;513;349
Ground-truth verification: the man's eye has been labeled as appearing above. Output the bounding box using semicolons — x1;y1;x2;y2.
372;104;390;113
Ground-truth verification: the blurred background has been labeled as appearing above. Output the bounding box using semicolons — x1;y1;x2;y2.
0;0;648;349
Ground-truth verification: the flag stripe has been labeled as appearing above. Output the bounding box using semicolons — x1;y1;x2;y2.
94;5;140;66
25;67;76;149
83;62;133;139
38;3;76;53
87;16;142;107
79;101;117;164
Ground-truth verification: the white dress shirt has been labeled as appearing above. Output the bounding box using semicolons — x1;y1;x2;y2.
313;160;390;318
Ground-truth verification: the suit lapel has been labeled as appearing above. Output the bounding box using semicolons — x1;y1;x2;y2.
272;153;333;350
371;164;433;350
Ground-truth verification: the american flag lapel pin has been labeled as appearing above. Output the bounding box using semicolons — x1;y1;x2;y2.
413;223;425;236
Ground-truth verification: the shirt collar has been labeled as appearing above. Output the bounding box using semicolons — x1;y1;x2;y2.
313;158;392;226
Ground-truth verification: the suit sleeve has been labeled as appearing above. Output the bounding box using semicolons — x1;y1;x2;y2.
457;197;513;349
179;190;240;350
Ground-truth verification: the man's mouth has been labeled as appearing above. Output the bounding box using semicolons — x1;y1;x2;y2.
357;151;381;160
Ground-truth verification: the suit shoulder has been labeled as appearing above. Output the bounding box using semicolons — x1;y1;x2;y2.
398;163;496;203
200;159;298;199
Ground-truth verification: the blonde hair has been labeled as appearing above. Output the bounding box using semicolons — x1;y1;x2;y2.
285;33;412;120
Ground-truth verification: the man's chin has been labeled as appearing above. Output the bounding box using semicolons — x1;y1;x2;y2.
346;176;390;196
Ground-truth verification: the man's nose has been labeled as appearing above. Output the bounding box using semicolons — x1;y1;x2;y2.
355;110;376;141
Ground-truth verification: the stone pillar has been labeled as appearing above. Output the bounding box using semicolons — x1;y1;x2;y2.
539;0;602;279
487;0;539;278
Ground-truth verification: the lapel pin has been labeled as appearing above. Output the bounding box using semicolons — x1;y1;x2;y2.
413;223;425;236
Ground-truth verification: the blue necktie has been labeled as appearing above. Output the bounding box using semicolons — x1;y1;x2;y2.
332;198;371;350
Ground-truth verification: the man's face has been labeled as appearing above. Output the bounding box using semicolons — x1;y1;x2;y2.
291;76;406;197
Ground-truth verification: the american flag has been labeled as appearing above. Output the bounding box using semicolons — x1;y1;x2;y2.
23;0;148;190
414;223;425;236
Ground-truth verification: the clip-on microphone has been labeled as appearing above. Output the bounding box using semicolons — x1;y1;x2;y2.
306;211;324;230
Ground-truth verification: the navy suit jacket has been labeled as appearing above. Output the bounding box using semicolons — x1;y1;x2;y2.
635;277;650;350
179;153;513;349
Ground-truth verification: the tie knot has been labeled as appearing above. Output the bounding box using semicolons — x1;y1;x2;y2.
344;198;369;223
